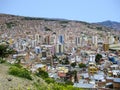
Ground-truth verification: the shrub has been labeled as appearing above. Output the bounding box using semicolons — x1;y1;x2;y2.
65;80;73;85
96;26;102;30
0;44;16;59
44;27;52;31
12;63;22;68
34;81;83;90
9;66;32;80
71;62;76;68
95;54;102;64
33;82;48;90
36;69;48;79
79;63;86;68
0;58;6;63
52;83;82;90
45;78;55;84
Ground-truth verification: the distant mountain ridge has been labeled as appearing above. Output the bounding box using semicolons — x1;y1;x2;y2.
0;13;118;35
95;20;120;31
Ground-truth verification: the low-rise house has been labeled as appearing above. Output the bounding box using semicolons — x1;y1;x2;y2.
106;77;114;83
108;64;120;77
57;66;69;78
113;78;120;89
30;64;47;73
80;73;89;81
88;62;98;74
74;83;95;89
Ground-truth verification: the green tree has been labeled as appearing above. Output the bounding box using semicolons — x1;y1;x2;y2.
78;63;86;68
0;44;16;59
62;57;69;65
36;69;49;79
73;70;78;83
95;54;102;64
71;62;76;68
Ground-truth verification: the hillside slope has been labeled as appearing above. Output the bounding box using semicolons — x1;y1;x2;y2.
95;20;120;31
0;63;47;90
0;14;117;37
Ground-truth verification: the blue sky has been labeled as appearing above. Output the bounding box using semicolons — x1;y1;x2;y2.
0;0;120;22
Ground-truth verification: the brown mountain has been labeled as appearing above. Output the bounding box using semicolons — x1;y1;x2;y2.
95;20;120;31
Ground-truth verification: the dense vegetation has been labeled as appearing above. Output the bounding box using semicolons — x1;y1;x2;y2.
8;65;32;80
34;82;84;90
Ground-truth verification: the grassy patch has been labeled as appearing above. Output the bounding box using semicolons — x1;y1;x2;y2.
8;65;32;80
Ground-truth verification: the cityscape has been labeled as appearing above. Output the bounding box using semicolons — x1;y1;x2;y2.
0;0;120;90
0;14;120;90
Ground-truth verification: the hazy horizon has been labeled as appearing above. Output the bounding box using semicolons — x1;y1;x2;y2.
1;13;120;23
0;0;120;22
